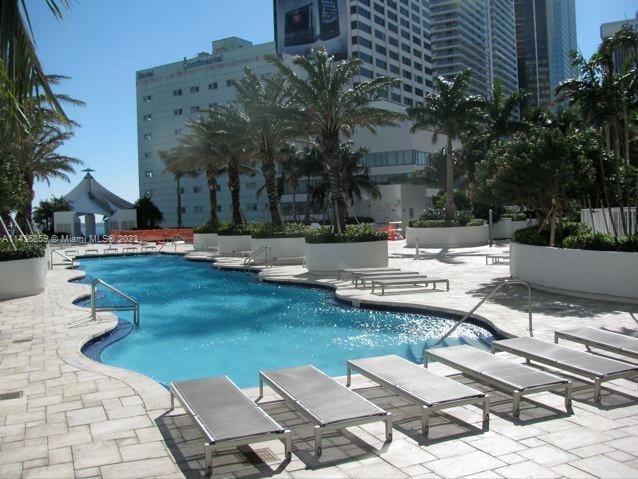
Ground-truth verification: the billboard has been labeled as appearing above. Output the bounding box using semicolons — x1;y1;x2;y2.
274;0;349;59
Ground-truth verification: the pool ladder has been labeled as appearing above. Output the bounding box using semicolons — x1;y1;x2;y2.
91;279;140;328
244;246;272;269
49;249;75;269
434;279;533;345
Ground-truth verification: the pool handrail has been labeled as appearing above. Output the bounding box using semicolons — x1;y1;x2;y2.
50;249;75;269
244;245;271;269
91;278;140;328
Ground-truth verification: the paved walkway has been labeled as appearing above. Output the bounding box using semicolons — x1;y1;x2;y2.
1;242;638;478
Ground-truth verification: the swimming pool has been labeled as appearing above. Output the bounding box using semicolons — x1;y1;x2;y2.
78;255;495;387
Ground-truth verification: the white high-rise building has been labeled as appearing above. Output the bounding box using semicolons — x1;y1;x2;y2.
429;0;518;98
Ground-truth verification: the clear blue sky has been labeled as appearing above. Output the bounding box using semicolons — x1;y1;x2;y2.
30;0;638;206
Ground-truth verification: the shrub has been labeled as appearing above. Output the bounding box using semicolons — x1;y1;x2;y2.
434;191;471;211
305;224;388;243
514;221;590;247
193;221;223;234
251;223;308;238
0;240;46;262
346;216;375;224
409;217;484;228
501;212;527;221
419;208;443;221
562;232;638;252
472;203;504;223
217;223;254;236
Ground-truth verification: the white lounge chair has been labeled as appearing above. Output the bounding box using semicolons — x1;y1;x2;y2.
425;345;572;418
347;354;489;436
554;327;638;362
371;276;449;295
355;271;421;287
170;376;291;476
259;365;392;455
492;337;638;403
338;267;401;281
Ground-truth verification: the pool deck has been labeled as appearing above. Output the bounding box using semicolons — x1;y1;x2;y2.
1;241;638;478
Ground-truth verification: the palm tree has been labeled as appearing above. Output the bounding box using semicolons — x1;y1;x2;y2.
135;197;163;229
482;80;526;143
268;47;404;232
33;195;70;234
0;0;71;126
408;69;483;219
233;68;299;225
413;147;465;191
159;146;196;228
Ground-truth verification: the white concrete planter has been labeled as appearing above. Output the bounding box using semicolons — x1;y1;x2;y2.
305;240;388;273
217;235;252;255
492;219;512;240
193;233;218;251
406;225;488;248
0;256;46;300
251;237;306;259
511;242;638;303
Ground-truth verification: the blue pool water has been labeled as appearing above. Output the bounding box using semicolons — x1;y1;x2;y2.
78;255;495;387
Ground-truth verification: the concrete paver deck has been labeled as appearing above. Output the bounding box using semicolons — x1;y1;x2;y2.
1;241;637;478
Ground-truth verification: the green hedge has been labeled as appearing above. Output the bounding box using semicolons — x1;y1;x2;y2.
0;240;46;262
217;223;253;236
409;218;485;228
513;222;588;247
305;224;388;243
251;223;308;239
193;221;223;234
562;232;638;252
501;212;527;221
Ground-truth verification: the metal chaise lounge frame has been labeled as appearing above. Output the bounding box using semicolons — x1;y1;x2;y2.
485;253;509;264
492;337;638;403
425;345;572;418
170;376;291;476
355;271;422;287
371;277;449;295
259;365;392;456
338;267;401;281
347;355;489;437
554;327;638;362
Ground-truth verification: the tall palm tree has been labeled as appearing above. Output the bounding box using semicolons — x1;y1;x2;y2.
268;48;404;232
233;68;299;225
482;80;526;143
0;0;71;126
159;145;196;228
408;69;483;219
134;196;163;229
413;147;464;191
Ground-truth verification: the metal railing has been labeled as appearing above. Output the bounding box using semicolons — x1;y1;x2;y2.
50;249;75;269
434;280;533;345
244;245;271;269
91;279;140;328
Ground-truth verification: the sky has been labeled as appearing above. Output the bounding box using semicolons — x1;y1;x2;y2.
29;0;638;207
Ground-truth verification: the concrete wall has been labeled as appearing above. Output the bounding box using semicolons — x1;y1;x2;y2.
218;235;252;255
251;237;306;259
305;241;388;273
511;242;638;303
406;225;489;248
193;233;218;251
0;257;46;300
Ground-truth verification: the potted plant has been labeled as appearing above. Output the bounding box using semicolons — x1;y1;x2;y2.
304;224;389;273
406;208;488;248
0;239;47;300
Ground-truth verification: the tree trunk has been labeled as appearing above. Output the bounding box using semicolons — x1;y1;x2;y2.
324;134;347;232
291;184;298;222
304;176;312;224
228;164;243;225
445;138;455;221
261;151;283;225
21;172;35;227
205;167;220;226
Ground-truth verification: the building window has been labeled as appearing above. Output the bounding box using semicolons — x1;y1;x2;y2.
190;86;199;93
226;79;233;87
143;114;152;121
193;186;202;193
143;95;152;102
359;67;373;79
217;205;222;212
174;108;183;116
208;82;218;90
173;88;182;96
376;58;387;69
181;206;186;213
247;203;258;211
190;106;200;113
143;133;152;140
391;92;401;102
389;64;399;74
144;152;152;159
174;128;182;135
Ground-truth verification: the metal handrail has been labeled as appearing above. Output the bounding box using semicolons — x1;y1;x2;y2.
91;279;140;328
243;245;271;269
50;249;75;268
434;279;533;345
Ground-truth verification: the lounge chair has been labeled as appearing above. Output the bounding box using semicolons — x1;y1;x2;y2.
355;271;421;287
170;376;291;476
337;267;401;281
371;276;449;295
259;365;392;455
554;327;638;362
347;355;489;436
425;345;572;418
492;337;638;403
485;253;509;264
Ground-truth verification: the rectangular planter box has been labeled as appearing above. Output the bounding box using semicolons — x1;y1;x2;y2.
193;233;218;251
305;241;388;273
0;256;46;300
251;237;306;259
511;242;638;303
217;235;252;255
406;225;488;248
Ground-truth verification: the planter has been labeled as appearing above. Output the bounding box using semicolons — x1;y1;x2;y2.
217;235;252;255
511;242;638;303
0;256;46;300
193;233;218;251
305;241;388;273
406;225;488;248
491;218;512;240
251;237;306;259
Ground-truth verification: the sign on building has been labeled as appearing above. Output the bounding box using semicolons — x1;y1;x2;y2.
274;0;349;59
